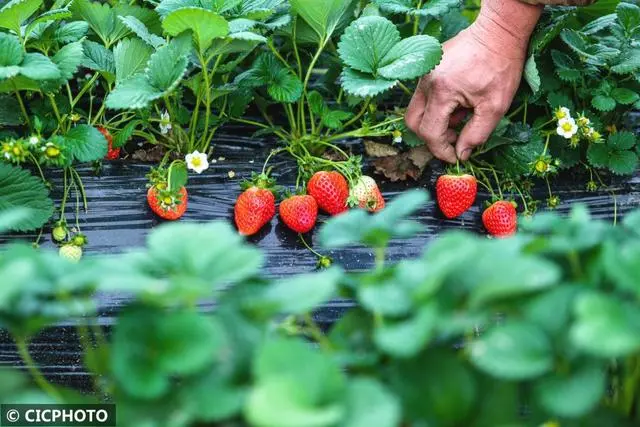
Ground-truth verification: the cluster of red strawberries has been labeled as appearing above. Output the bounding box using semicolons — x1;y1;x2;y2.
436;173;517;238
234;171;385;236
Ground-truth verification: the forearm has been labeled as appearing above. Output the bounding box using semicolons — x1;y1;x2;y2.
471;0;543;58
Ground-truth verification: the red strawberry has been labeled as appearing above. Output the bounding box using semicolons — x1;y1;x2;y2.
98;127;120;160
436;174;477;219
235;187;276;236
279;195;318;233
147;185;188;220
307;171;349;216
350;175;385;212
482;201;517;238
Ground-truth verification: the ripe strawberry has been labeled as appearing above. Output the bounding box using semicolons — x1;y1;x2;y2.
235;187;276;236
482;201;517;238
350;175;385;212
307;171;349;216
59;244;82;262
98;126;120;160
147;185;188;220
279;195;318;233
436;174;477;219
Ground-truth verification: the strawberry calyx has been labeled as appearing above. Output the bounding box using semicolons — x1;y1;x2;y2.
152;183;185;211
240;172;281;197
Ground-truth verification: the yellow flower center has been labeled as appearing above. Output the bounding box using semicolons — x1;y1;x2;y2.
163;196;173;205
46;146;60;157
535;160;548;173
191;157;202;167
562;122;573;132
12;146;22;155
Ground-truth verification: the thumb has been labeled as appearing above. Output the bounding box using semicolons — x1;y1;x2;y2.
456;106;503;161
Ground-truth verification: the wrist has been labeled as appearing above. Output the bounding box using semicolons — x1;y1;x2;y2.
471;0;543;58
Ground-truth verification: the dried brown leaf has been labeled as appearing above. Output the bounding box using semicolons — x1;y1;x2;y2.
364;140;399;157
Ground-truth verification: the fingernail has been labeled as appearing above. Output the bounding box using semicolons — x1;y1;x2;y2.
458;148;472;161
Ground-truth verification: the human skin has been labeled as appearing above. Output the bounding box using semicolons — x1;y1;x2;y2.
405;0;544;163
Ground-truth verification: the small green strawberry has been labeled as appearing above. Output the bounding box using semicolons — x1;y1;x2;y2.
52;224;67;242
71;233;88;246
59;244;83;262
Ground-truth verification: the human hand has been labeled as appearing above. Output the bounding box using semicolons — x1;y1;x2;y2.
405;0;542;163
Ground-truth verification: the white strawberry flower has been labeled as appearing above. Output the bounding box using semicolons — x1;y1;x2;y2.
159;110;172;135
554;107;571;121
392;130;403;144
185;150;209;174
28;135;39;145
557;117;578;139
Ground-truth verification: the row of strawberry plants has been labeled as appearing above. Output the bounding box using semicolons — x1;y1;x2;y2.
3;193;640;425
0;0;638;254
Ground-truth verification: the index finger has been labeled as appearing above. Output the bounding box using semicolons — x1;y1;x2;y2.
417;92;459;164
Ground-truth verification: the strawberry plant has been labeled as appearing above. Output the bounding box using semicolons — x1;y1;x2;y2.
3;191;640;425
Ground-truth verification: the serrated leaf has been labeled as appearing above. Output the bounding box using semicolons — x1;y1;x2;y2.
229;18;257;33
592;95;616;111
617;2;640;33
0;95;23;125
611;47;640;74
163;7;229;53
524;54;541;93
0;163;54;232
530;13;573;53
70;0;115;46
378;35;441;80
586;143;610;168
551;50;581;83
338;16;400;75
560;28;619;66
51;41;84;81
229;31;267;42
374;0;459;17
82;40;115;76
290;0;353;40
113;38;153;83
547;91;574;111
340;67;397;97
0;33;24;78
582;13;617;35
492;136;545;177
112;119;139;148
322;110;352;129
19;53;60;80
611;87;639;105
609;131;636;150
0;0;43;35
608;150;638;175
64;125;108;163
146;42;188;91
119;15;165;48
25;7;72;40
55;21;89;43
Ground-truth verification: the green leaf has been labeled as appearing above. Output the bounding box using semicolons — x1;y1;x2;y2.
617;2;640;33
248;338;345;427
319;189;427;249
0;208;33;233
290;0;353;40
0;0;43;35
611;87;639;105
612;47;640;74
168;160;188;191
113;38;153;83
535;362;605;419
64;125;108;163
264;268;342;314
69;0;114;46
0;163;53;232
163;7;229;53
0;94;23;125
341;378;400;427
374;304;438;358
591;94;616;111
560;28;619;66
111;305;225;399
119;15;165;49
551;50;581;82
524;54;541;93
378;35;441;80
236;53;302;103
470;321;553;380
322;110;352;129
50;40;84;81
571;292;640;358
338;16;400;75
340;68;397;97
0;32;24;78
55;21;89;43
82;40;115;76
25;7;72;40
609;131;636;150
389;349;476;425
146;41;189;91
18;53;60;80
374;0;460;17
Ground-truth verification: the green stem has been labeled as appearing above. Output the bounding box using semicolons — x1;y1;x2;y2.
397;81;413;96
341;99;370;129
14;89;31;129
16;338;62;401
375;246;386;270
303;313;332;350
47;95;63;132
70;167;88;213
71;74;99;107
412;0;423;35
299;233;326;259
